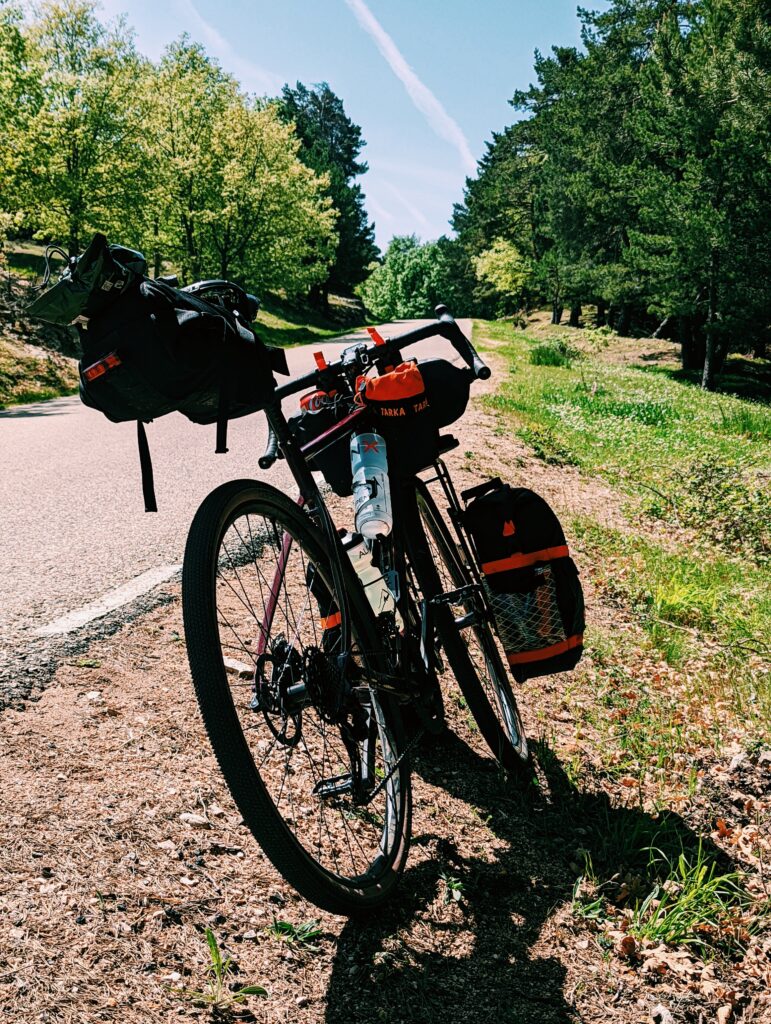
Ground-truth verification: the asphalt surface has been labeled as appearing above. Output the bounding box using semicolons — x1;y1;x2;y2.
0;318;471;708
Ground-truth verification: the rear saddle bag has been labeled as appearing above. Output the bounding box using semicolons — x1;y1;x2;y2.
462;478;585;681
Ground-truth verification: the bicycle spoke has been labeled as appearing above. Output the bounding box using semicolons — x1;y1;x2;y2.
208;500;405;887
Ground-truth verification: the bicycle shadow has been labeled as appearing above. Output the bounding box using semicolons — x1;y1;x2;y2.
323;732;734;1024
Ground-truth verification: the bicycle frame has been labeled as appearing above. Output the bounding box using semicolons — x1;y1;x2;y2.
257;400;441;702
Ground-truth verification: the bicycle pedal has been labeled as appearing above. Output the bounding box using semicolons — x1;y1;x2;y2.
313;773;354;799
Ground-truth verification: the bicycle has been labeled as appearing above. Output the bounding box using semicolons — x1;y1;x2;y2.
181;303;530;916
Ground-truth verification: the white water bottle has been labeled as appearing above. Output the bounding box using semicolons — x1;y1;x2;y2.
350;432;392;539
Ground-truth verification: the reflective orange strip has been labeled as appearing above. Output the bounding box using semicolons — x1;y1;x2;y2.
320;611;341;629
507;634;583;666
482;544;569;575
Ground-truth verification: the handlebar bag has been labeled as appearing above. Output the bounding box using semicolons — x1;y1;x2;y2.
363;361;439;475
417;358;471;429
462;479;584;681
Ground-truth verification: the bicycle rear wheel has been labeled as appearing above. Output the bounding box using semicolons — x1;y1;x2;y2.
182;480;411;915
407;478;531;775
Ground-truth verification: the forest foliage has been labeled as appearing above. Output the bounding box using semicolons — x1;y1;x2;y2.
363;0;770;388
0;0;375;300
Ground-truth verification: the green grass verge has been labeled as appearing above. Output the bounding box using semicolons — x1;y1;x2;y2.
254;302;358;348
478;321;770;495
475;317;771;756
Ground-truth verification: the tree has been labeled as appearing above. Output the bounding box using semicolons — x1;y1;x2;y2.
0;2;37;222
277;82;378;300
472;239;533;315
144;43;336;293
142;36;239;281
453;0;770;384
197;100;337;294
359;235;464;320
16;0;148;255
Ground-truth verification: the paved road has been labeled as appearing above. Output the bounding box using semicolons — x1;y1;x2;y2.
0;318;471;705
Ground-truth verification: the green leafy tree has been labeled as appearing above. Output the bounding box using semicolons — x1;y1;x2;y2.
277;82;378;300
198;99;337;293
17;0;149;255
0;0;39;235
359;234;464;320
472;238;533;315
142;36;239;280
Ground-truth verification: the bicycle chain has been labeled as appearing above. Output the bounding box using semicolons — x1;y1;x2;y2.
362;725;425;806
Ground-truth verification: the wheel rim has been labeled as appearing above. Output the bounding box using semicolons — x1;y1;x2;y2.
416;488;528;760
212;504;406;888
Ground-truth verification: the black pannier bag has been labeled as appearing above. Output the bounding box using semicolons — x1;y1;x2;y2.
287;390;360;497
362;361;439;475
462;479;585;681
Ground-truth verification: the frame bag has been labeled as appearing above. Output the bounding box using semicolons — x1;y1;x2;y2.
463;479;584;681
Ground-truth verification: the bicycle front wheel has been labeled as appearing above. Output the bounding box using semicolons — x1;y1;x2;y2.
408;478;531;775
182;480;411;915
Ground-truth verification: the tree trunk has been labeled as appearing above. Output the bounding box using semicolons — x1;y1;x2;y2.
752;337;767;359
551;300;563;325
701;251;719;391
153;218;161;279
68;220;80;258
616;304;632;337
679;316;705;371
653;314;672;339
569;303;581;327
596;301;607;327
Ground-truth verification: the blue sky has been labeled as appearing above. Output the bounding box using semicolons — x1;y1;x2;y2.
98;0;592;250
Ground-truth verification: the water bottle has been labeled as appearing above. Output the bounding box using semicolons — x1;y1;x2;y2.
350;432;392;539
342;532;399;621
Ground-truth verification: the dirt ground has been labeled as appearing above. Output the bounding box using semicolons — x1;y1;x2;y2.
1;351;768;1024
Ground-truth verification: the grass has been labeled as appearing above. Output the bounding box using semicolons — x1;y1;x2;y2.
0;337;79;408
474;315;771;763
478;320;770;504
254;295;366;348
628;844;757;957
174;928;266;1012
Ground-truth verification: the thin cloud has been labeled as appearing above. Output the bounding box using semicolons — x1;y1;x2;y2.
344;0;476;174
383;182;432;231
368;198;395;224
172;0;284;95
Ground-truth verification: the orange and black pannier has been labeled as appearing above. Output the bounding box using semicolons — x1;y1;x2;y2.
462;479;584;681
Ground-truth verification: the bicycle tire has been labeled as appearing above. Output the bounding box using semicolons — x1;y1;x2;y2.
182;479;411;915
407;478;531;775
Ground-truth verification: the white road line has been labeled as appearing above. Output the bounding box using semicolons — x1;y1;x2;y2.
35;564;182;637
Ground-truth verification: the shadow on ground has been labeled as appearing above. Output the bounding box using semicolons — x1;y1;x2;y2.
323;733;733;1024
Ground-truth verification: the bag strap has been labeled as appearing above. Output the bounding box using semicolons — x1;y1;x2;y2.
136;421;158;513
215;318;230;454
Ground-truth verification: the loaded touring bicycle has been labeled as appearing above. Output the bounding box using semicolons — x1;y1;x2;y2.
30;235;584;915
